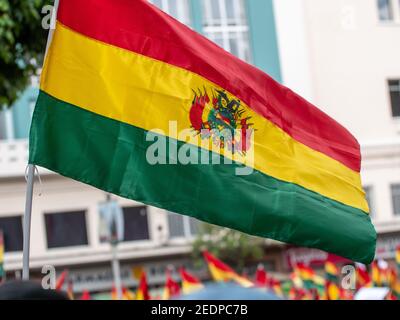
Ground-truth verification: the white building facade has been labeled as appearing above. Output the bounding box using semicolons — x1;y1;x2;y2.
273;0;400;262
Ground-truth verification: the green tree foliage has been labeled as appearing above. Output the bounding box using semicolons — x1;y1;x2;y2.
192;223;265;271
0;0;51;108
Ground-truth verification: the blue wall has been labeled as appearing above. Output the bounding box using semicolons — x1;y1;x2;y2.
246;0;282;82
190;0;204;33
11;87;38;139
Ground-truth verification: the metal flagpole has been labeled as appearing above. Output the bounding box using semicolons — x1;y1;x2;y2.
111;243;123;300
44;0;60;56
109;197;123;300
22;165;35;280
22;0;60;281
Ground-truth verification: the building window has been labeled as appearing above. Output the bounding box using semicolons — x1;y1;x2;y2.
0;216;23;252
168;212;199;239
377;0;400;22
122;206;150;241
202;0;251;62
45;210;89;249
364;186;374;218
392;184;400;216
378;0;394;21
389;80;400;117
149;0;191;25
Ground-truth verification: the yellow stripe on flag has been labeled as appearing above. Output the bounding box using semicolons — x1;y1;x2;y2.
41;22;369;213
208;263;232;282
182;281;204;295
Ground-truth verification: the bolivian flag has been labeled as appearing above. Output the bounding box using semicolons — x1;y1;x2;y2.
180;268;204;295
269;278;284;298
111;286;136;300
0;231;4;281
55;270;68;291
295;263;324;288
371;261;382;287
30;0;376;263
203;251;253;288
355;264;372;289
162;270;181;300
324;260;339;282
136;272;151;301
326;282;340;300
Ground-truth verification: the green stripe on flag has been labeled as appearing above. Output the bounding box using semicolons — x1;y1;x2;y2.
29;91;377;264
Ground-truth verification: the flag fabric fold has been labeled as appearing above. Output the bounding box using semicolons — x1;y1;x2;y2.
30;0;376;263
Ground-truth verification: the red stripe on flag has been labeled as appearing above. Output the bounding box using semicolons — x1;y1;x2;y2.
203;251;234;273
57;0;361;172
180;268;202;285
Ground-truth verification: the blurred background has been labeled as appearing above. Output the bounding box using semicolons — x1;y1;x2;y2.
0;0;399;299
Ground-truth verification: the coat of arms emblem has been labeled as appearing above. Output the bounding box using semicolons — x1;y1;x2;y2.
189;88;254;155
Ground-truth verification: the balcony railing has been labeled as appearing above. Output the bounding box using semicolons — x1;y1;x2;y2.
0;139;31;178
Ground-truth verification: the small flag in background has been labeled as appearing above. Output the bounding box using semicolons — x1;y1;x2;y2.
136;272;151;301
387;291;398;301
288;287;298;300
396;246;400;273
355;263;372;289
80;290;91;300
387;267;398;289
203;251;253;288
371;261;381;287
324;260;339;282
326;282;340;300
371;260;388;287
112;286;136;300
290;271;304;289
55;270;68;291
123;287;136;300
0;231;4;282
162;269;181;300
268;278;284;297
67;280;74;300
392;280;400;300
254;264;268;288
324;259;340;300
29;0;376;264
111;286;118;300
295;263;325;290
180;268;203;295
